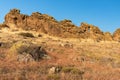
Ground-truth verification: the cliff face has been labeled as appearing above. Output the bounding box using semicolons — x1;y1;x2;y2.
5;9;63;37
2;9;120;41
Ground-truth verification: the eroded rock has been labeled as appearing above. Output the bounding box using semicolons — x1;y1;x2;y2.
3;9;119;42
113;28;120;41
5;9;63;37
104;32;113;41
79;22;104;41
9;41;48;61
49;66;62;74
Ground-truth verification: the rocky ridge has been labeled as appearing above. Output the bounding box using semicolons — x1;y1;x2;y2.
1;9;120;41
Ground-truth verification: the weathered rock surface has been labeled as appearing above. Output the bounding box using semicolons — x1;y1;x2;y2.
104;32;113;41
0;23;9;29
5;9;63;37
49;66;62;74
9;41;48;61
78;22;105;41
3;9;120;41
113;28;120;41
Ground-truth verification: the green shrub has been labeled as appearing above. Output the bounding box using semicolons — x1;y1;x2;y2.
62;67;73;73
47;74;60;80
71;68;84;75
62;67;84;75
18;32;34;38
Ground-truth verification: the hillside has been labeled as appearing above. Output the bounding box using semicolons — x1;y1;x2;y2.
0;9;120;80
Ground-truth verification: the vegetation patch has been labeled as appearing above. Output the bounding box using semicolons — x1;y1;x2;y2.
47;74;60;80
62;67;84;75
18;32;34;38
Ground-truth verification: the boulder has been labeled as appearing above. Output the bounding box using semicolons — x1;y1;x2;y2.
48;66;62;74
9;41;48;61
59;41;73;48
17;53;34;63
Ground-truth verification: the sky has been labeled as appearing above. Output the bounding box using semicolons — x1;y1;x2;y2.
0;0;120;33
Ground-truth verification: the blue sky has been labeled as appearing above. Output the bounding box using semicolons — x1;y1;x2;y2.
0;0;120;33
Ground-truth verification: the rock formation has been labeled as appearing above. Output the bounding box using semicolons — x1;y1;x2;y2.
3;9;120;42
113;28;120;41
5;9;63;37
104;32;113;41
78;22;105;41
9;41;48;61
0;23;9;29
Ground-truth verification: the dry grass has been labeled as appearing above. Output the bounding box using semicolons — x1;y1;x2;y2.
0;29;120;80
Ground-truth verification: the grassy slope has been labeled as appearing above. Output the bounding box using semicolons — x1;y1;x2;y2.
0;28;120;80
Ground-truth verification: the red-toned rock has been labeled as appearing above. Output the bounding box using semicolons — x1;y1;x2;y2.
113;28;120;41
5;9;63;37
104;32;113;41
3;9;117;41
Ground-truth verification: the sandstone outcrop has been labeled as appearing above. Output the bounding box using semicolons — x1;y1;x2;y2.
113;28;120;41
9;41;48;61
78;22;105;41
3;9;120;42
104;32;113;41
0;23;9;29
5;9;63;37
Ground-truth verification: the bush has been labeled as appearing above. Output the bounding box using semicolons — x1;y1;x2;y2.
62;67;84;75
18;32;34;38
47;74;60;80
62;67;73;73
